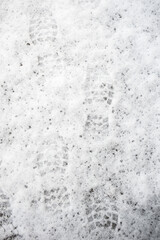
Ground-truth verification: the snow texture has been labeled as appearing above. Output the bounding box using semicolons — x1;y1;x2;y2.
0;0;160;239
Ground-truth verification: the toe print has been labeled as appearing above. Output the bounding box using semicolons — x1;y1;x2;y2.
43;186;70;214
35;137;69;179
84;187;119;238
29;8;58;46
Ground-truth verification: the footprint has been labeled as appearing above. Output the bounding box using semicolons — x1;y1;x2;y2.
29;8;58;46
84;187;119;238
43;186;70;214
34;136;69;179
83;67;114;140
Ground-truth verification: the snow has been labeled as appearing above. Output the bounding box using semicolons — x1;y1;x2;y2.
0;0;160;239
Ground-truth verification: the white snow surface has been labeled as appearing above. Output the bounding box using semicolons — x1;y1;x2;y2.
0;0;160;239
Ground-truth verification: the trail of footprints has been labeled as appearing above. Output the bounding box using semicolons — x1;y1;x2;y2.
28;4;118;239
82;66;117;238
29;6;71;233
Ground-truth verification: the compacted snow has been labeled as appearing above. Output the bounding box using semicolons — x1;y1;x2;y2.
0;0;160;239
